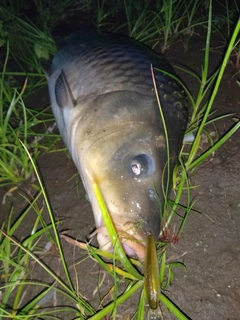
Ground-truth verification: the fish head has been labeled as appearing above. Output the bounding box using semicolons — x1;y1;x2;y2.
72;91;184;261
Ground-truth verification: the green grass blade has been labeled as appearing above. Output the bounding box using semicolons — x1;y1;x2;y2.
89;280;144;320
160;293;190;319
90;175;142;280
187;120;240;170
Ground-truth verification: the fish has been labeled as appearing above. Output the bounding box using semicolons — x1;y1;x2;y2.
43;29;188;262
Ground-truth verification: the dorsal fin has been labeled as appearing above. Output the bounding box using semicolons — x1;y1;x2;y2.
55;70;76;109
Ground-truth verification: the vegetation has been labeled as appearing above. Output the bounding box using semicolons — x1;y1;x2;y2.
0;0;239;319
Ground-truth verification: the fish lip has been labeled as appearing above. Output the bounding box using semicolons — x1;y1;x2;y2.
92;222;147;262
121;237;146;262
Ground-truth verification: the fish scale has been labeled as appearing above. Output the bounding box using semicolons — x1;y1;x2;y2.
51;32;185;106
44;30;188;261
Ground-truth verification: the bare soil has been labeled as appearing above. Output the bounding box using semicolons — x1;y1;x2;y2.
1;26;240;320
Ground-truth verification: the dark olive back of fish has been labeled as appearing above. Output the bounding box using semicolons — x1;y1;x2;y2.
46;30;188;258
51;31;187;120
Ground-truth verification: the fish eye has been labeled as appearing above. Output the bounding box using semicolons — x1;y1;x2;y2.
131;160;142;175
131;154;155;176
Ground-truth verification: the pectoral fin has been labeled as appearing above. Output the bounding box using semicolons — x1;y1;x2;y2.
55;70;76;109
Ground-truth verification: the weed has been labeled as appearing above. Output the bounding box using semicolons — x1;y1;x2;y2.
0;0;239;319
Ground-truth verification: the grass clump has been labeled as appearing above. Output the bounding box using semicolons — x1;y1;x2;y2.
0;148;96;319
0;46;39;186
0;44;58;187
0;0;239;319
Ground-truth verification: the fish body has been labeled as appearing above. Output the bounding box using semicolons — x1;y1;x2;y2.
45;30;188;261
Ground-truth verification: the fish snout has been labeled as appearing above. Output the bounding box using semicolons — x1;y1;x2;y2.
95;218;158;262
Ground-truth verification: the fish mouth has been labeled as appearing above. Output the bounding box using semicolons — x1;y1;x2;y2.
90;222;147;262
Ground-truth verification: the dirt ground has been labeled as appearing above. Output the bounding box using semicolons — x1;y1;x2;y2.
1;23;240;320
162;37;240;319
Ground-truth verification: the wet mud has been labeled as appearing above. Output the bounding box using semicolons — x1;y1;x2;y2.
1;27;240;320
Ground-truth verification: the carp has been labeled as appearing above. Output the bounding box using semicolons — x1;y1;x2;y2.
44;30;188;261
